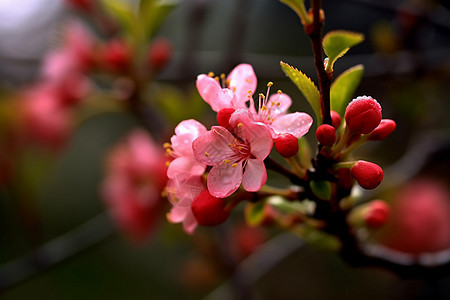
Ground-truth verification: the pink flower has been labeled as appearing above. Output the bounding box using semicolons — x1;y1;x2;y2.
166;174;205;234
196;64;312;139
196;63;256;112
193;109;272;198
20;85;72;148
164;119;208;234
166;119;207;182
102;130;167;242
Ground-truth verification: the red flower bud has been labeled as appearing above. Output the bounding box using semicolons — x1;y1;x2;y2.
350;160;383;189
274;133;299;158
344;96;382;134
368;119;396;141
330;110;342;129
191;191;230;226
148;38;172;71
66;0;93;11
364;200;390;227
103;39;132;72
217;108;236;128
316;124;336;146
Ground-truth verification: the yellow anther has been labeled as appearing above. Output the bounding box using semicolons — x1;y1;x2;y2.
238;146;242;150
261;106;268;111
208;71;215;77
267;81;273;87
220;73;226;80
267;117;271;121
165;161;171;167
161;188;167;197
224;159;230;164
228;142;232;147
205;152;209;157
259;93;265;99
225;79;231;86
277;90;283;94
232;163;238;168
232;87;236;92
214;76;219;81
237;123;243;128
248;90;253;94
163;142;171;148
165;148;172;156
276;102;281;106
245;78;251;83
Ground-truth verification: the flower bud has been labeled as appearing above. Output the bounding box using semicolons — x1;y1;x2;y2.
216;108;236;128
350;160;383;189
344;96;382;134
316;124;336;146
148;38;172;71
368;119;396;141
364;200;390;228
274;133;299;158
103;39;132;72
66;0;93;11
191;191;230;226
330;110;341;129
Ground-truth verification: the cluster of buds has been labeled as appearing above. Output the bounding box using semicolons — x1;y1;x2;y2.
317;96;396;190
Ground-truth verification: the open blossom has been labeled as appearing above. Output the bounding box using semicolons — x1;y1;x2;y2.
102;130;167;242
165;119;207;183
165;119;208;233
193;109;272;198
196;63;312;139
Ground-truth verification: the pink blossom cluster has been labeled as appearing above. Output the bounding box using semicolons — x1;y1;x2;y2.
19;21;95;148
101;130;167;242
165;64;313;233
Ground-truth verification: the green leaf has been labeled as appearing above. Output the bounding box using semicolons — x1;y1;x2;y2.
101;0;141;40
280;61;321;123
330;64;364;117
279;0;311;25
245;201;266;226
140;0;177;39
268;196;315;215
323;30;364;72
309;180;332;201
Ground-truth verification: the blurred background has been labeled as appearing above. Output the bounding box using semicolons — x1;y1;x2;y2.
0;0;449;299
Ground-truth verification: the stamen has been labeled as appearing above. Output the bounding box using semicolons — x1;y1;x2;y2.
277;90;282;94
237;123;243;128
163;142;171;148
232;163;238;168
208;71;215;77
205;152;209;157
267;81;274;87
224;159;230;164
165;161;171;167
214;76;219;82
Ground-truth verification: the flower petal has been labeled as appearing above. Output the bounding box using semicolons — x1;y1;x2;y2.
192;126;235;165
267;93;292;117
242;159;267;192
207;161;243;198
230;110;273;159
227;63;257;106
172;119;207;156
271;112;313;138
167;156;205;179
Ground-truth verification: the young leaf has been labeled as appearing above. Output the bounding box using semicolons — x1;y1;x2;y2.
280;61;321;123
245;201;266;227
330;64;364;117
140;0;177;39
323;30;364;72
279;0;311;25
102;0;141;40
309;180;331;201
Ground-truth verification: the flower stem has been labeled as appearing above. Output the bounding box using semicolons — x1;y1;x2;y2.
307;0;332;125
